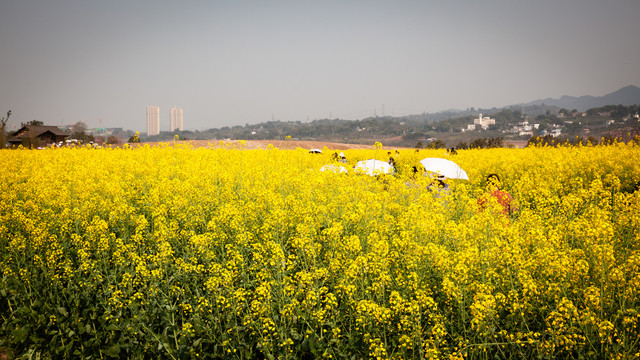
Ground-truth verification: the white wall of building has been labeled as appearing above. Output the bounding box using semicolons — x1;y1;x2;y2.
146;106;160;136
170;107;184;131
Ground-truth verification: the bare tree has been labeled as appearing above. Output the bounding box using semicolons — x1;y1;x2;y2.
72;121;86;133
0;110;11;149
70;121;94;143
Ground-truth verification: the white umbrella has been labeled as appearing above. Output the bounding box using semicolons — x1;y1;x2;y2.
320;164;348;173
309;148;323;154
354;159;394;176
420;157;469;180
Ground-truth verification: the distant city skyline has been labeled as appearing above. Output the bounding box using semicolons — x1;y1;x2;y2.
2;0;639;131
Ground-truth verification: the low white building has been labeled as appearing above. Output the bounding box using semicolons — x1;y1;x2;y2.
473;114;496;129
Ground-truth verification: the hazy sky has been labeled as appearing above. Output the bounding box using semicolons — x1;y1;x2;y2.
2;0;639;131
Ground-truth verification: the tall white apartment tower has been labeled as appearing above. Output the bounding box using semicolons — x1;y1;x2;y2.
146;106;160;136
170;107;184;131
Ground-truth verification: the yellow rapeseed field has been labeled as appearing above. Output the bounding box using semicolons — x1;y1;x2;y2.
1;141;639;359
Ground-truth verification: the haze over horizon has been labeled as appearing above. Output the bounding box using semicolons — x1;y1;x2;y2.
2;0;639;132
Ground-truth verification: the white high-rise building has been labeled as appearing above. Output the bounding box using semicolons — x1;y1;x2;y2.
146;106;160;136
170;107;184;131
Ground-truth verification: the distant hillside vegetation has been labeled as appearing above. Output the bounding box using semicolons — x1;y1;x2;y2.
526;85;640;111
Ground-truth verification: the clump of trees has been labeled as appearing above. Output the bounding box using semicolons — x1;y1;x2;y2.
416;137;508;150
21;120;43;127
426;139;446;149
448;137;505;150
527;135;580;147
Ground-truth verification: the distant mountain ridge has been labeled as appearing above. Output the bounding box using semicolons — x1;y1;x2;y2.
524;85;640;111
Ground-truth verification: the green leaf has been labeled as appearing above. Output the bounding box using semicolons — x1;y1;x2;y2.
57;307;69;317
105;344;120;358
13;326;30;343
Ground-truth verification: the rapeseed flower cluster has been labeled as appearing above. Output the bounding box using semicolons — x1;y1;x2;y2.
0;142;639;359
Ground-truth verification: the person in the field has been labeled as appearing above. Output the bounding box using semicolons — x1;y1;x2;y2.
478;173;517;215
